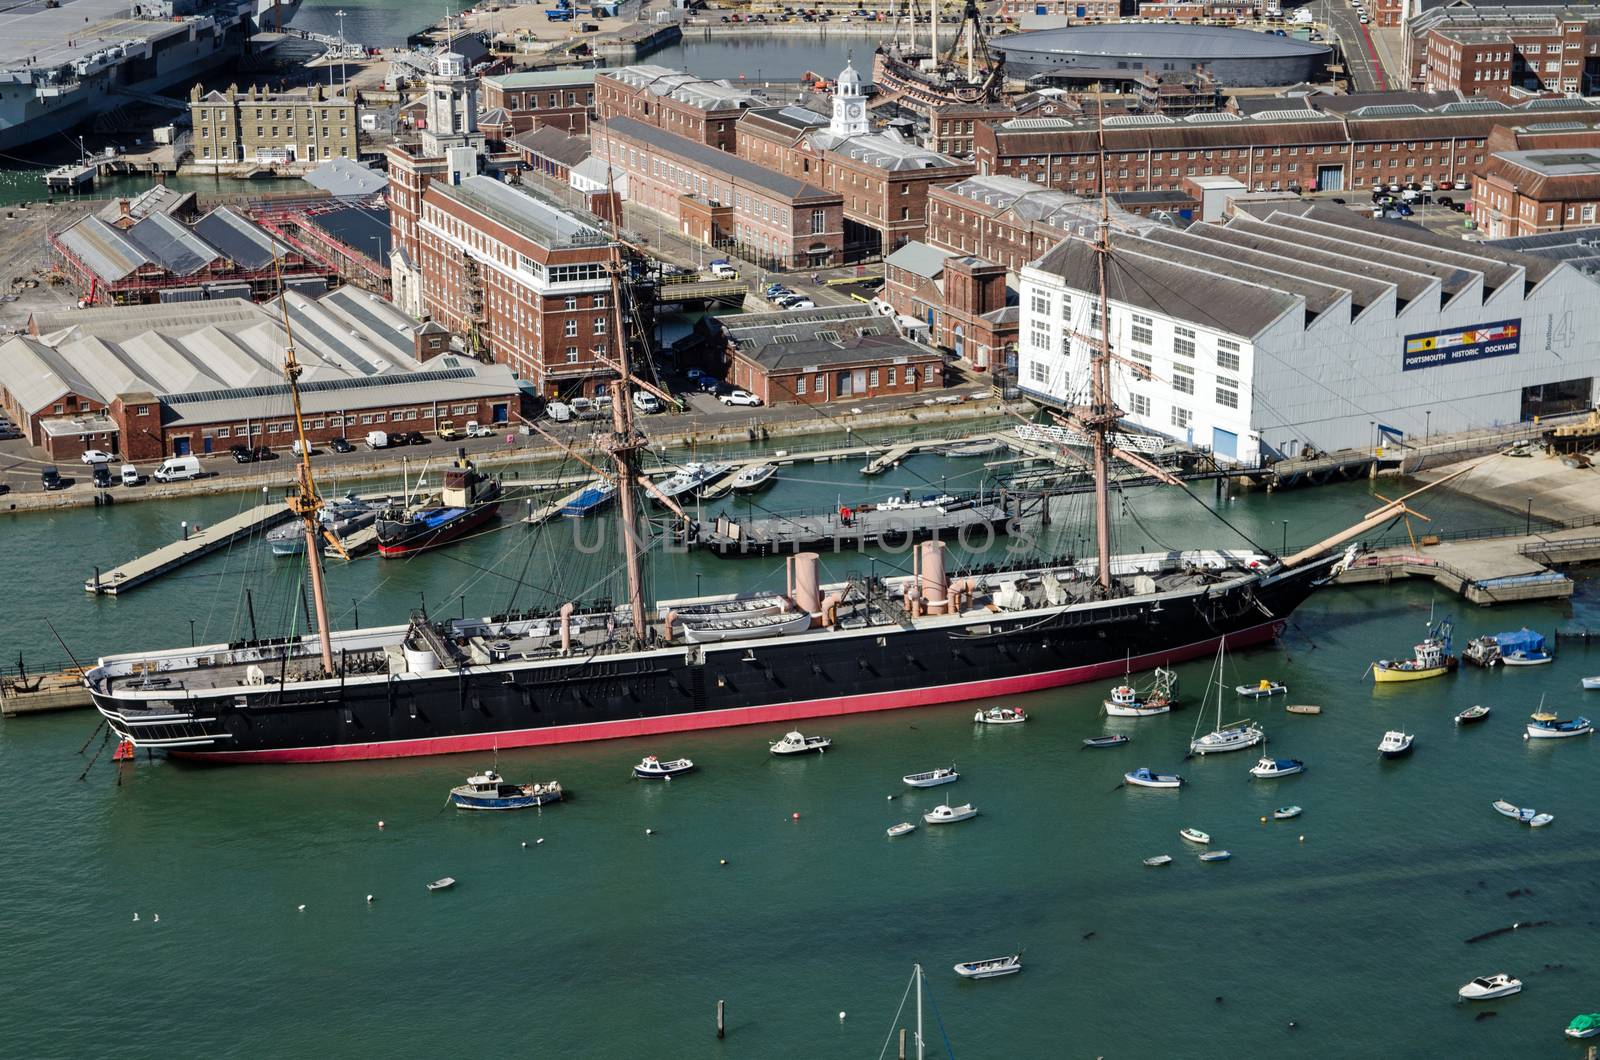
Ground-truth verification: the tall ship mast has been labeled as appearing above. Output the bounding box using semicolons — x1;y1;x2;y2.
84;189;1451;764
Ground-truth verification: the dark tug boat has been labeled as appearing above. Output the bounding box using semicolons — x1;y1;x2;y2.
84;178;1442;765
375;454;501;558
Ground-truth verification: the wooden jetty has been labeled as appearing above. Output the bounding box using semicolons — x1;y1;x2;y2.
84;502;294;595
1;668;91;716
688;494;1022;556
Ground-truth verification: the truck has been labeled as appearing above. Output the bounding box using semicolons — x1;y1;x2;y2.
365;430;389;450
152;455;203;483
546;0;573;20
708;259;739;280
464;420;494;438
437;420;461;440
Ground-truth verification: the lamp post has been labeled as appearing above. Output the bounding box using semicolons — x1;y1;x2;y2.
336;10;348;88
1281;519;1289;555
1425;410;1431;443
1526;497;1533;536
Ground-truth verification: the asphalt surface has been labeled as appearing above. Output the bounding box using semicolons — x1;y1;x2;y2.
1312;0;1387;92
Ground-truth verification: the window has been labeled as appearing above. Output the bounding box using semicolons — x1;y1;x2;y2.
1172;364;1195;395
1031;291;1051;316
887;366;897;386
1129;394;1150;417
1088;304;1102;331
593;316;607;335
1217;339;1241;373
1029;361;1048;383
796;376;807;395
1060;295;1072;321
564;320;578;337
1216;378;1239;409
1130;313;1153;346
594;294;607;309
1173;326;1196;358
1029;325;1049;351
564;295;578;310
811;208;826;235
1171;406;1192;430
869;369;880;387
815;374;825;394
566;346;579;363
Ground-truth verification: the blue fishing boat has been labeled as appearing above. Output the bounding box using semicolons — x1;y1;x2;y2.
448;770;564;810
561;481;617;518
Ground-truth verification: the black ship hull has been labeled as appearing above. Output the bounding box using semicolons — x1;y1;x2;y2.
91;562;1329;763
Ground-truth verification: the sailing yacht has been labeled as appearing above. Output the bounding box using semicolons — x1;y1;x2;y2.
1190;640;1266;755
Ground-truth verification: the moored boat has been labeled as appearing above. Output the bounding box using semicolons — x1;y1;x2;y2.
1583;676;1600;690
267;493;386;555
1455;704;1491;725
1458;973;1521;1001
923;803;978;825
1285;704;1321;715
975;707;1027;725
560;481;617;518
731;462;779;492
886;821;916;838
1082;734;1130;749
634;755;695;779
953;952;1022;979
1378;730;1415;758
1236;679;1286;698
1124;767;1182;789
1198;849;1232;862
1191;639;1265;755
1103;666;1178;717
1465;628;1547;668
1503;649;1553;666
376;452;501;557
1143;854;1173;867
1373;619;1456;683
426;877;456;892
1524;712;1592;740
1566;1014;1600;1039
448;769;564;810
1273;805;1302;820
1179;827;1210;845
769;730;831;755
1249;756;1304;779
903;765;959;787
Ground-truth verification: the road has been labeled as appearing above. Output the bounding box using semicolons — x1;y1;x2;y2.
1312;0;1387;92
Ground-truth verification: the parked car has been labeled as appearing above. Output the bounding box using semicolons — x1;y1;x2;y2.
697;376;723;393
388;431;412;447
546;401;573;423
81;449;113;465
253;446;278;461
686;367;706;381
465;420;494;438
41;466;64;491
401;430;428;446
787;298;816;310
92;463;112;488
720;389;762;407
329;436;354;453
365;431;389;450
292;439;316;457
633;391;663;414
230;444;257;463
120;464;140;486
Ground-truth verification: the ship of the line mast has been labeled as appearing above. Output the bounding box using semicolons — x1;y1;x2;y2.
605;248;650;644
274;265;337;674
1084;94;1120;594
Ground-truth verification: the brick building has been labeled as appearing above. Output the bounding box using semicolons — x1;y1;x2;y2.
594;65;764;151
1473;126;1600;237
881;241;1018;371
925;174;1156;272
974;95;1600;198
0;290;515;462
479;69;597;136
189;83;358;168
1422;17;1593;99
998;0;1119;20
415;175;620;395
721;306;946;406
594;116;844;270
733;62;971;257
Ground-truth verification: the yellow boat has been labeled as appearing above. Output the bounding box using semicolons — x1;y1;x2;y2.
1373;620;1455;684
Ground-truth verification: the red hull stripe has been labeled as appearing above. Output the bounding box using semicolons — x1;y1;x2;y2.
175;619;1284;763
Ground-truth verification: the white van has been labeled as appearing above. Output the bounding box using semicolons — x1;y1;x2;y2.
633;391;662;414
546;401;573;423
120;464;140;487
365;430;389;450
152;455;202;482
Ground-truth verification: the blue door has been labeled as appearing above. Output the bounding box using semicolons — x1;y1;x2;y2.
1213;428;1238;460
202;435;214;454
173;437;191;457
1075;4;1086;15
1034;4;1046;12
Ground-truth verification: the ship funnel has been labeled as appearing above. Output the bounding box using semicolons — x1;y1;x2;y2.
559;601;575;653
919;541;948;611
792;551;821;620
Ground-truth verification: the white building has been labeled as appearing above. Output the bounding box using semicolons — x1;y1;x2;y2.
1017;202;1600;464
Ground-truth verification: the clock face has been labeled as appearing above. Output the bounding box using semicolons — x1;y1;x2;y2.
847;103;862;118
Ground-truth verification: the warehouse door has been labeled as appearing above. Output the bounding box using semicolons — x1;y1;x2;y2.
1317;165;1344;193
1212;428;1238;461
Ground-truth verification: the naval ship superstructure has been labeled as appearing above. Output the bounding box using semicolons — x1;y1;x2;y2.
0;0;300;151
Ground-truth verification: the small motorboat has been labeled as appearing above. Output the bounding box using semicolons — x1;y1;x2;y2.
953;953;1022;979
903;765;959;788
731;462;778;492
1198;850;1232;863
1464;628;1546;668
1455;704;1491;725
1143;854;1173;867
1525;712;1593;740
974;707;1027;725
1103;683;1169;717
769;731;831;756
1285;704;1322;715
634;755;695;779
561;481;617;518
1583;676;1600;690
1373;619;1456;683
1273;805;1303;820
886;822;916;838
426;877;456;892
1503;649;1553;666
1531;813;1555;828
923;803;979;825
942;438;1006;459
1236;679;1287;699
1249;756;1304;779
1179;827;1210;845
1566;1014;1600;1039
1458;973;1522;1001
1492;799;1524;820
1378;731;1415;758
448;770;564;810
1124;767;1182;789
1082;734;1130;749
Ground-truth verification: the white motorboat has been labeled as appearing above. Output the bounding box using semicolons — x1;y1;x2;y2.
1143;854;1173;867
1530;813;1555;828
1102;667;1178;717
1191;639;1265;755
886;822;916;838
682;609;812;643
1378;731;1415;758
1249;756;1304;779
903;766;959;788
953;953;1021;979
923;803;979;825
1565;1014;1600;1039
731;462;778;492
1236;679;1287;698
1198;850;1232;862
1454;704;1491;725
654;461;730;503
974;707;1027;725
634;755;695;779
1583;676;1600;690
426;877;456;892
1179;827;1210;845
769;730;831;755
1124;767;1182;789
1502;649;1553;666
1458;973;1521;1001
1525;711;1593;739
1273;805;1302;820
1491;799;1524;819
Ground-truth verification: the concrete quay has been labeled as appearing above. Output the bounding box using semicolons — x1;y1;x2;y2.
83;502;294;596
1333;525;1600;605
0;669;92;717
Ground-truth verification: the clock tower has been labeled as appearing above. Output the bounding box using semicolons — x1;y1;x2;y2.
830;60;868;138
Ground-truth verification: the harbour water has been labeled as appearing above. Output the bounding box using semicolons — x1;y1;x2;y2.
3;457;1598;1055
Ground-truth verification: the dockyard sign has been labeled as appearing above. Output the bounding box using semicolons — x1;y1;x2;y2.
1402;319;1521;371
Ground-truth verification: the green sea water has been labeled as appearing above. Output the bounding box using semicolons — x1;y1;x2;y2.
1;458;1596;1057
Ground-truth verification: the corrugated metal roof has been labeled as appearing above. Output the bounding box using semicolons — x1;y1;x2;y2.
885;241;950;279
433;174;612;249
300;157;388;197
602;117;835;202
0;335;105;413
192;207;287;271
58;216;148;282
122;214;217;276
